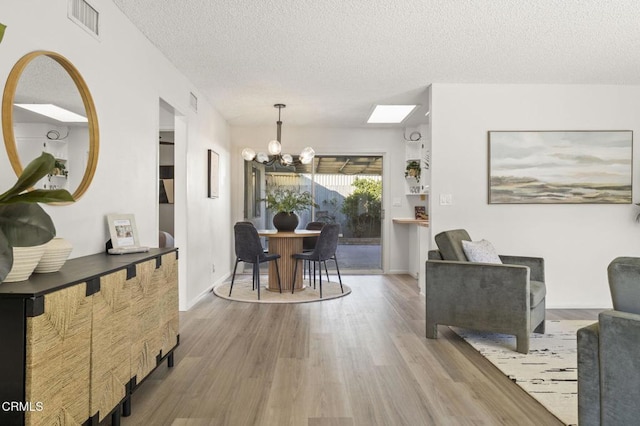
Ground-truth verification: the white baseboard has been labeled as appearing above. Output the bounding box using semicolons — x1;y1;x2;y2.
387;269;409;275
182;273;231;311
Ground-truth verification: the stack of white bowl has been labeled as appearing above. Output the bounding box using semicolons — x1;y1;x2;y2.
34;237;73;274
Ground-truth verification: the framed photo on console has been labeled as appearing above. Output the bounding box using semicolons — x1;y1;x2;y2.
106;214;147;253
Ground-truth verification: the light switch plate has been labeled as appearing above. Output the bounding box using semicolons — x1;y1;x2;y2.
439;194;453;205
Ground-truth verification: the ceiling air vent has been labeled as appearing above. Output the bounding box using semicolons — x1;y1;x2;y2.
68;0;99;39
190;92;198;112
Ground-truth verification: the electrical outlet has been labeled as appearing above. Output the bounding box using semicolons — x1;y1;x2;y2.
212;263;215;273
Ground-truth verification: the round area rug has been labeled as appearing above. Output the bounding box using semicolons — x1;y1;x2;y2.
213;279;351;304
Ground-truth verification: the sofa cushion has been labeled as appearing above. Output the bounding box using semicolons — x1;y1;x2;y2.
434;229;472;261
530;280;546;307
461;239;502;264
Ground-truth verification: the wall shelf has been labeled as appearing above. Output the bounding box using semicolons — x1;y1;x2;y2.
392;218;429;227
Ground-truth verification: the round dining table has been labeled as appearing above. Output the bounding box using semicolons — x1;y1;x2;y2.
257;229;321;292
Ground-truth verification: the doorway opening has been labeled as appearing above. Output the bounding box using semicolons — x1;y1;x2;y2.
244;155;383;272
158;100;175;247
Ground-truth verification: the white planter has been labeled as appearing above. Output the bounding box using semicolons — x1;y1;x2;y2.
3;244;47;283
34;237;73;273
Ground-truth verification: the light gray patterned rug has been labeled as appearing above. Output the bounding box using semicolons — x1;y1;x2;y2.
452;320;594;426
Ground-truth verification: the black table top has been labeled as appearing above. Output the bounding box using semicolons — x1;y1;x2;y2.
0;247;178;298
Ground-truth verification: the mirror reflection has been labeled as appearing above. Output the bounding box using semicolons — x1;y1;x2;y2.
12;55;89;193
2;50;99;202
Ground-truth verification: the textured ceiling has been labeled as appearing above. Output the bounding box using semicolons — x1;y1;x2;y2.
112;0;640;127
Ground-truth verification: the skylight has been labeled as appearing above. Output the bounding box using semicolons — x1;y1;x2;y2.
367;105;417;124
14;104;88;123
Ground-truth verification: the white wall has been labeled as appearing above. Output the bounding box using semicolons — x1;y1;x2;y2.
1;0;232;310
430;84;640;308
230;126;420;274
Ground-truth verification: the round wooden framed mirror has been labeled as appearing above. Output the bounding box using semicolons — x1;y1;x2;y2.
2;51;99;202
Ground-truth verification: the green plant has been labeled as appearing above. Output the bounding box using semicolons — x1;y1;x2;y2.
262;188;317;213
52;160;68;177
0;152;74;281
405;160;421;182
341;178;382;238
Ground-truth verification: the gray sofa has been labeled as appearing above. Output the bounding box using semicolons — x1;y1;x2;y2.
425;229;546;354
578;257;640;425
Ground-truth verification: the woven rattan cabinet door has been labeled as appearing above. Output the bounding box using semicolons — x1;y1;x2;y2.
24;283;92;425
157;252;179;356
90;269;131;422
130;259;162;382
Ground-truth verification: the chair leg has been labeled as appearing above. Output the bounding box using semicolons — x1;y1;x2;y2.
426;320;438;339
534;320;546;334
255;259;261;300
333;256;343;293
229;258;240;296
313;261;317;289
318;261;323;299
274;259;282;293
292;259;299;293
323;260;330;282
516;334;529;354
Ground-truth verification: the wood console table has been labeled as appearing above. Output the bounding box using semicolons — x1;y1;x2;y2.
0;248;179;426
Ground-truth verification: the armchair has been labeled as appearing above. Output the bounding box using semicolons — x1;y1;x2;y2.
425;229;546;354
577;257;640;425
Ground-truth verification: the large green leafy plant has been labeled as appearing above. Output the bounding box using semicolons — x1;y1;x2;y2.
262;188;317;213
0;152;74;281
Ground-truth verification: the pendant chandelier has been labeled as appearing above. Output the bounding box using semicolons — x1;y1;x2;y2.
241;104;315;166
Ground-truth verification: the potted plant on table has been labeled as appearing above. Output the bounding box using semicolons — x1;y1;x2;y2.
0;152;74;282
262;188;317;232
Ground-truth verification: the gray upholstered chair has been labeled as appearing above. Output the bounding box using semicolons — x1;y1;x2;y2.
292;223;343;298
230;222;281;299
425;229;546;354
578;257;640;425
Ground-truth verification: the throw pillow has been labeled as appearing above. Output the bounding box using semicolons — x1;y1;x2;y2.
461;239;502;264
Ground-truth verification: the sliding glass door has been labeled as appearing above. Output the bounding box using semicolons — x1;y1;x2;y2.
244;155;383;272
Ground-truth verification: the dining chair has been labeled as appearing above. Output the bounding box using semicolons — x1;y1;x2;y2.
292;223;343;298
303;221;327;285
230;222;282;299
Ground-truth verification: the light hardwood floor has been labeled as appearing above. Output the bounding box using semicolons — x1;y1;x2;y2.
117;275;601;426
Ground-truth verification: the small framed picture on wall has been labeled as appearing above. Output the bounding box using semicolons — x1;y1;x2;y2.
207;149;220;198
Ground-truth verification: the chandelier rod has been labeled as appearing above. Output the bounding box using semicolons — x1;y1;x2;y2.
274;103;285;143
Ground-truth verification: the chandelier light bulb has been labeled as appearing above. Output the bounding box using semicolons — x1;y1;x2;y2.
267;140;282;155
241;148;256;161
300;146;316;164
256;152;269;163
281;154;293;165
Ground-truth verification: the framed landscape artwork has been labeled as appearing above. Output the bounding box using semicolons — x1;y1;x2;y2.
488;131;632;204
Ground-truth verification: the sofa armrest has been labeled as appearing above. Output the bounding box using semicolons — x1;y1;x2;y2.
425;259;530;332
598;310;640;425
577;322;600;426
499;255;545;282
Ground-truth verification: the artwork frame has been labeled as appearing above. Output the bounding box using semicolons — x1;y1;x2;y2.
488;130;633;204
106;214;141;249
207;149;219;198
